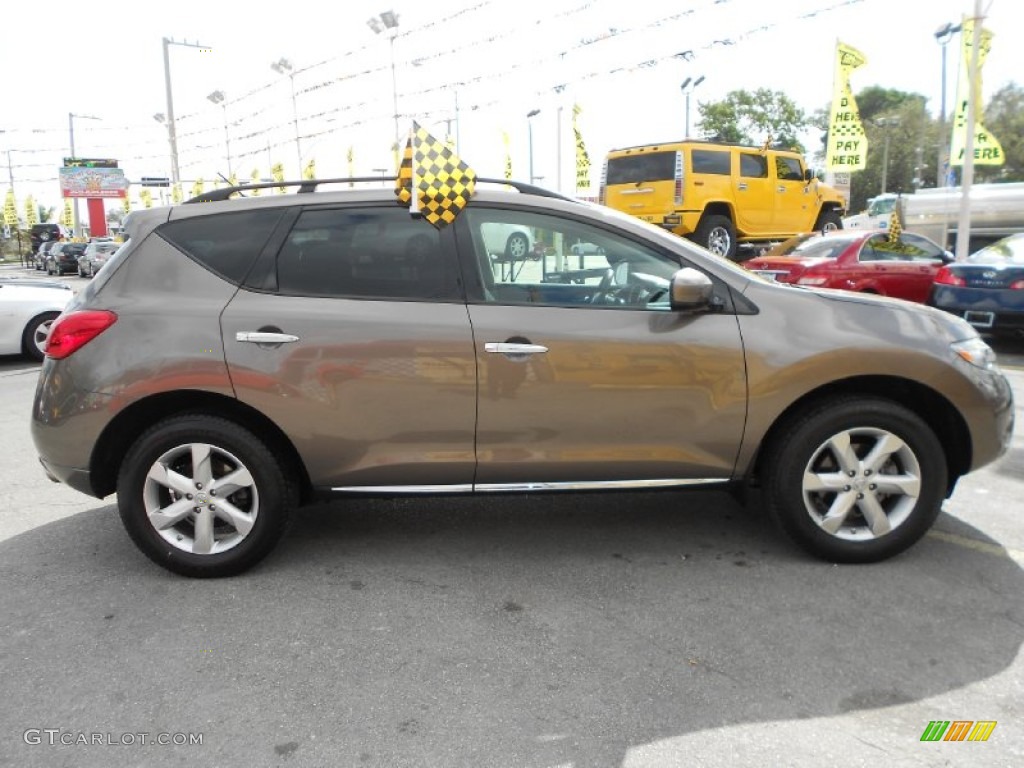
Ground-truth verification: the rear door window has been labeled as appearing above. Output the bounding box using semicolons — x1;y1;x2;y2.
691;150;731;175
275;206;460;301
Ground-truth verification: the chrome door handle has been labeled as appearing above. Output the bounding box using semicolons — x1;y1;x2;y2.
737;182;748;191
777;186;786;192
485;342;548;355
236;331;300;343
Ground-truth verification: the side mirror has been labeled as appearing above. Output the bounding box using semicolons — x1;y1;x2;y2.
803;169;814;182
942;250;955;263
670;268;714;311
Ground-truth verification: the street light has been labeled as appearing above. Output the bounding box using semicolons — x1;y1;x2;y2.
875;116;900;195
270;58;302;175
681;75;705;138
207;90;232;176
934;22;961;187
367;10;401;152
68;112;100;239
527;109;541;184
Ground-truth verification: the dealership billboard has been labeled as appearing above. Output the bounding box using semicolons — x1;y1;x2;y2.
59;167;129;198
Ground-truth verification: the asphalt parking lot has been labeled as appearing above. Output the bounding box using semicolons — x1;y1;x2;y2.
0;265;1021;767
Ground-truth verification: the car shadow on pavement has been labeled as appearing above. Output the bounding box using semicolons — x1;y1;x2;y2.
0;491;1020;767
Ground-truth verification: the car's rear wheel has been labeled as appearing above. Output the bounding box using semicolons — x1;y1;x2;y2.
505;232;530;260
117;416;296;578
693;214;737;260
22;311;60;362
762;397;946;563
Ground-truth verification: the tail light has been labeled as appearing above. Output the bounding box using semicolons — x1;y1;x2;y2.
46;310;117;359
674;151;684;206
1010;279;1024;290
934;266;966;287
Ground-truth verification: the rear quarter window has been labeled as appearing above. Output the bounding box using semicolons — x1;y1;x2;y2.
157;209;285;284
605;152;677;184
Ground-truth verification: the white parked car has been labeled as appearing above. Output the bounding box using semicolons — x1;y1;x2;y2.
480;222;534;260
0;278;74;361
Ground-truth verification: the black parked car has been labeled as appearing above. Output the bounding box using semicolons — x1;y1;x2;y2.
30;223;69;254
46;242;87;276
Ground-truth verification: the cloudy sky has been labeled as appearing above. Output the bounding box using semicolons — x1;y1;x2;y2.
1;0;1019;210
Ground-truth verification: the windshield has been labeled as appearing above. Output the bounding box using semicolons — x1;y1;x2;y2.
605;151;676;184
866;197;897;216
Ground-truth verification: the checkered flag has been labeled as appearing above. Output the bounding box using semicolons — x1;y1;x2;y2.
395;121;476;229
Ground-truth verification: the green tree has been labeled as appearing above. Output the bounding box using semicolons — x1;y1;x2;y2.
975;82;1024;182
696;89;808;151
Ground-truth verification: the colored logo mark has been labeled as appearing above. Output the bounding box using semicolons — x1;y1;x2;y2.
920;720;997;742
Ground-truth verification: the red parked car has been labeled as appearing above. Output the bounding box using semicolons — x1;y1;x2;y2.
743;230;953;303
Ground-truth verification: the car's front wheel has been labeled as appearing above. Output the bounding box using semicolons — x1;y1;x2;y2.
762;397;946;563
117;416;296;577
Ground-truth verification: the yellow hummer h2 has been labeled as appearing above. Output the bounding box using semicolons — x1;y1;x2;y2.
600;139;846;260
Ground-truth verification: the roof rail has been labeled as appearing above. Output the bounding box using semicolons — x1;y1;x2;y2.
185;177;579;204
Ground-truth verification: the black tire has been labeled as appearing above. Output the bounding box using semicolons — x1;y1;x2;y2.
22;311;60;362
116;415;296;578
505;232;530;260
815;210;843;234
762;396;947;563
693;214;737;260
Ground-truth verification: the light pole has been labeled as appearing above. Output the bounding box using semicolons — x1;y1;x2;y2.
876;116;900;195
527;109;541;184
162;37;209;189
934;22;961;187
270;58;302;175
68;112;100;239
681;75;705;138
367;11;401;152
207;90;232;176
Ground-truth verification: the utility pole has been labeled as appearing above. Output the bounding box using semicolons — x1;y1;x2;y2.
162;37;209;188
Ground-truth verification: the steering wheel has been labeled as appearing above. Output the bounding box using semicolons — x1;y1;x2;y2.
588;268;616;304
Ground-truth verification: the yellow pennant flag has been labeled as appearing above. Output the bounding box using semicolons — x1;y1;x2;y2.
25;196;38;226
950;19;1004;166
825;42;869;171
394;121;477;229
123;194;132;214
140;189;153;209
3;189;18;227
501;131;512;181
62;199;74;228
302;159;316;180
228;172;238;188
347;146;354;186
250;168;261;196
271;162;285;193
573;103;591;191
191;178;204;199
171;184;183;204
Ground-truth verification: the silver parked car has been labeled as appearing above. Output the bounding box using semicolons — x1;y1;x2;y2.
31;179;1014;577
78;239;120;277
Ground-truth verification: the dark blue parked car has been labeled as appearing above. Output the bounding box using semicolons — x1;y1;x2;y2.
929;233;1024;339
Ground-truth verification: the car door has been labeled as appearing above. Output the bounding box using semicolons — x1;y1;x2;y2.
220;204;478;490
857;234;941;301
454;205;748;487
734;151;773;234
772;154;814;233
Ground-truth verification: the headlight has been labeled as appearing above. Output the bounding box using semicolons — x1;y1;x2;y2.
951;337;998;370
